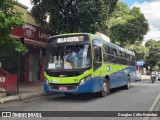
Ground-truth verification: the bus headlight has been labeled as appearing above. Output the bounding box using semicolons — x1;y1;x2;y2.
86;75;91;80
44;78;49;85
80;78;86;85
79;75;91;85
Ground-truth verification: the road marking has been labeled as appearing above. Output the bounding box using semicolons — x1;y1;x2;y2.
143;92;160;120
131;83;160;86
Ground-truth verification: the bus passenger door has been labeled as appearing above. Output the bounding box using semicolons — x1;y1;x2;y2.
93;45;103;91
93;45;102;72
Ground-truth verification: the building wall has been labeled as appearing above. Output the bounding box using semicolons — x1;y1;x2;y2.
13;3;28;21
26;12;38;26
12;2;49;83
14;3;39;26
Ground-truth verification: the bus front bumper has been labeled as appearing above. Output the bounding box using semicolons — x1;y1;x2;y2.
44;78;103;94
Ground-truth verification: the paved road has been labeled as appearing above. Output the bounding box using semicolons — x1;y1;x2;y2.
0;76;160;120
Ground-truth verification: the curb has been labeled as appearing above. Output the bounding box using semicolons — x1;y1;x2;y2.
0;92;44;104
0;93;7;98
0;95;20;104
19;93;44;101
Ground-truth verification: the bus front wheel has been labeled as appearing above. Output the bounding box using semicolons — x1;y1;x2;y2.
97;79;110;97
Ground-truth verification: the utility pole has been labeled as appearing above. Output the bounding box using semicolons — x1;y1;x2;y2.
17;38;24;94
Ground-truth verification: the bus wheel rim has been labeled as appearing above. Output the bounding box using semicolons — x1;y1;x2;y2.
103;82;107;93
128;78;130;88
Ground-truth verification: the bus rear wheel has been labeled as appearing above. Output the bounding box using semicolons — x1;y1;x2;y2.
124;76;130;89
97;79;110;97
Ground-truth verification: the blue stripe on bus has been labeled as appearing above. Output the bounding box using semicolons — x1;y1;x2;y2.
44;66;136;94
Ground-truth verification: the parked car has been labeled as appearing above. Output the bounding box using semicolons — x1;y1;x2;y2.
136;71;141;81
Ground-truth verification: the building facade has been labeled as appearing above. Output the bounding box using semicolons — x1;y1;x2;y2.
8;3;54;83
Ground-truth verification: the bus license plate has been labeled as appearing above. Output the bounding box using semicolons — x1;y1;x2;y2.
59;86;67;90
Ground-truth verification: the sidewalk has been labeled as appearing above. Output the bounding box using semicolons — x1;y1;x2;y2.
141;75;150;79
0;82;44;104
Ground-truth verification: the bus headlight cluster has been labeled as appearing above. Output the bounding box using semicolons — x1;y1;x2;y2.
44;78;49;85
79;75;91;85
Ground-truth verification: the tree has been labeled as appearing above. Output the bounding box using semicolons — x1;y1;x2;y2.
126;41;149;61
145;40;160;71
108;2;149;47
0;0;27;56
31;0;118;34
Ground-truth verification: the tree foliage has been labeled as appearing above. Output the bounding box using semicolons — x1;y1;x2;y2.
31;0;118;34
126;41;149;61
0;0;27;56
145;40;160;71
108;2;149;47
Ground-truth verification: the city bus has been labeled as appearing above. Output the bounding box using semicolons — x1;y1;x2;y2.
44;33;136;97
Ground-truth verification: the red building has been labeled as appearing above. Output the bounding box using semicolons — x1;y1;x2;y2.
11;23;54;83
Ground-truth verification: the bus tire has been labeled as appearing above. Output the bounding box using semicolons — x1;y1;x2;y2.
64;93;73;97
124;76;130;89
97;79;110;97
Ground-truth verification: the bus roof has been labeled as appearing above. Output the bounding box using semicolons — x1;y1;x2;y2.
49;33;135;56
49;33;88;38
93;35;135;56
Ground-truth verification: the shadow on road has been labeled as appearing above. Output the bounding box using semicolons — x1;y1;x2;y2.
44;93;100;102
43;86;134;102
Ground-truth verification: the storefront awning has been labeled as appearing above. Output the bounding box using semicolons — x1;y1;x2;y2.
10;23;55;47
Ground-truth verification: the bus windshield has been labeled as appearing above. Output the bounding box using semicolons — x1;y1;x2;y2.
46;45;91;70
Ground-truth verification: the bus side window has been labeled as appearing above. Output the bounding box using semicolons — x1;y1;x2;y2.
104;45;110;54
124;53;127;65
117;50;122;57
126;54;130;65
130;55;133;66
93;45;102;70
103;45;110;62
132;56;136;66
110;48;117;63
113;49;117;56
121;52;126;65
128;54;132;66
117;50;122;64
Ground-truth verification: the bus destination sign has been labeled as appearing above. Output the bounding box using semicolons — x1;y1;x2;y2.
57;36;84;43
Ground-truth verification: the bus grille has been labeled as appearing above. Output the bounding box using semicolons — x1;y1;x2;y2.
49;83;78;90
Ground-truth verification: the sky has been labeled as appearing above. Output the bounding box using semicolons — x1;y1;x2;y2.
18;0;160;44
17;0;32;10
121;0;160;45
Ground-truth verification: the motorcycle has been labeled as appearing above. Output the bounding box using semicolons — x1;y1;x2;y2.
150;71;159;83
151;75;156;83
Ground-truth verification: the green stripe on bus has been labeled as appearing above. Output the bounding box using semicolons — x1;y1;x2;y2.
44;64;128;84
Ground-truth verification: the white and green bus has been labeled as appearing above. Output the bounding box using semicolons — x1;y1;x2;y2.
44;33;136;97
